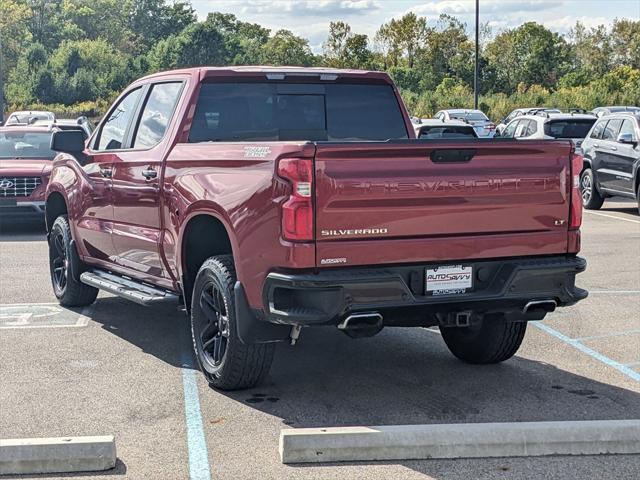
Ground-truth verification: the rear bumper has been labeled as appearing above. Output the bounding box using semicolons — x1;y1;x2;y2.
260;255;587;327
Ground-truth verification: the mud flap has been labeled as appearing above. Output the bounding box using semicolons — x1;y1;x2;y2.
234;282;290;344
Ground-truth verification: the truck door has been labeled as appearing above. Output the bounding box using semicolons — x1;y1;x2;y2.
110;81;184;279
79;86;144;262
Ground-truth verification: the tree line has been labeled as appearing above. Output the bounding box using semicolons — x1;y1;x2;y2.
1;0;639;121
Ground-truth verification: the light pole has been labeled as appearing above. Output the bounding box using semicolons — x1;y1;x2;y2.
474;0;479;110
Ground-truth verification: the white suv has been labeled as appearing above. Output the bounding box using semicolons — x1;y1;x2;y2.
498;112;597;153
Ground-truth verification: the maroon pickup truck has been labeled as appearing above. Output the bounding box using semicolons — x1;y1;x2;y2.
45;67;587;390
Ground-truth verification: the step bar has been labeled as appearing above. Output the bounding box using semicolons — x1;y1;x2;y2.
80;270;178;306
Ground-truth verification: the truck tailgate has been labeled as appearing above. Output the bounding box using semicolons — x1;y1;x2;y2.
313;140;573;267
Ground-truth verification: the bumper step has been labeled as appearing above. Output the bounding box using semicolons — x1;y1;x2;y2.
80;270;178;306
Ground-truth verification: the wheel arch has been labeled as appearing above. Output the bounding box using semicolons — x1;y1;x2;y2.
45;191;68;232
179;211;236;310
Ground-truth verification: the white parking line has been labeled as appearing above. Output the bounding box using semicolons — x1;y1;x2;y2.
585;211;640;224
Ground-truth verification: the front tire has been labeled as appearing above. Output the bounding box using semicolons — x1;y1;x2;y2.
48;215;98;307
440;314;527;364
190;255;275;390
580;169;604;210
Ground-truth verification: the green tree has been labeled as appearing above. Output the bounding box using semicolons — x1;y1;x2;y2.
485;22;570;93
323;21;371;69
262;30;313;66
375;13;429;68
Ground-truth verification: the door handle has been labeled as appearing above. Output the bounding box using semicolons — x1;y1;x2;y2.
99;167;112;178
610;146;617;151
142;168;157;180
593;144;600;148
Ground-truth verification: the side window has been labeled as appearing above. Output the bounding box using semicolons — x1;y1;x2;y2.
590;120;606;139
503;120;520;138
97;87;142;150
602;119;622;141
514;122;528;138
435;112;443;120
132;82;183;149
527;119;538;136
619;119;637;141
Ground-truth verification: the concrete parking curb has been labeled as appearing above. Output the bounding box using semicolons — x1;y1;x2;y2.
280;420;640;464
0;436;116;475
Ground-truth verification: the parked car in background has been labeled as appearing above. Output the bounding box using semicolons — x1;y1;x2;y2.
434;109;495;137
0;126;58;222
33;117;93;138
414;119;478;139
580;112;640;214
498;112;597;154
4;111;56;126
44;66;586;390
591;106;640;118
495;108;562;135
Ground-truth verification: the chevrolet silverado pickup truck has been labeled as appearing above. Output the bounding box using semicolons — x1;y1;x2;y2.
46;66;587;390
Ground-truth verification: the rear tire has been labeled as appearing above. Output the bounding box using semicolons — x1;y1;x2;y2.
440;314;527;364
48;215;98;307
190;255;275;390
580;169;604;210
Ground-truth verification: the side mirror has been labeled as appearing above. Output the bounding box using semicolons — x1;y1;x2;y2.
51;130;85;154
617;132;637;146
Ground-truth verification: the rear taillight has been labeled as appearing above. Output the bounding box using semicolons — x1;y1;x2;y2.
569;153;583;230
277;158;313;241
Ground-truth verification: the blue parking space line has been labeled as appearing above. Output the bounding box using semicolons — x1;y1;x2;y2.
181;354;212;480
575;329;640;342
533;322;640;383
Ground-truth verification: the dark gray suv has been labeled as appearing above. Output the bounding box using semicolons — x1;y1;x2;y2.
580;112;640;214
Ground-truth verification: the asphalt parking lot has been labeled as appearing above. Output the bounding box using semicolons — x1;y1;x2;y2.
0;200;638;480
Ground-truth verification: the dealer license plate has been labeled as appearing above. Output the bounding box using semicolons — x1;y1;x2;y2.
425;265;473;296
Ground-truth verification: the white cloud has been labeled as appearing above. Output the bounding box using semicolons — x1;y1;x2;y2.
410;0;561;16
194;0;379;18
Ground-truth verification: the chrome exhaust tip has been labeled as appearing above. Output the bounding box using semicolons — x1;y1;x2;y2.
338;312;383;338
523;300;557;314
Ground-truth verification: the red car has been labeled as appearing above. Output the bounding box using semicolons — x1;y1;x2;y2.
0;126;56;221
45;67;587;390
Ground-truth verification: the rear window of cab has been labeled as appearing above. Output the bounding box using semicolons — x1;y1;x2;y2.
188;82;409;142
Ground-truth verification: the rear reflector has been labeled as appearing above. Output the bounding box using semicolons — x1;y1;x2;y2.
278;158;314;241
569;153;583;230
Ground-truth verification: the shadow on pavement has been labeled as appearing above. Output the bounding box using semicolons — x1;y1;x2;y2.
87;296;195;371
0;218;46;242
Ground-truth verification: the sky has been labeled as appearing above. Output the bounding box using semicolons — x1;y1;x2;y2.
191;0;640;52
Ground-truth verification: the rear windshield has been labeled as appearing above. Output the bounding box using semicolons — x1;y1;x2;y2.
0;131;55;159
450;112;488;122
544;119;596;139
418;126;477;139
188;82;408;142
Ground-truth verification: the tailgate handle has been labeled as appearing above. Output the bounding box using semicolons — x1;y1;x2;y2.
430;149;476;163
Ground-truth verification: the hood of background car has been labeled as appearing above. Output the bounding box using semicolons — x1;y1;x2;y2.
0;158;52;177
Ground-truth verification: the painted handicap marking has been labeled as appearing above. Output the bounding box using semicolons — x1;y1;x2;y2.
0;303;89;329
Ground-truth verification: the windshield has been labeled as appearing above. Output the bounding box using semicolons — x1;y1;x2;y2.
419;126;477;139
450;111;488;122
0;131;55;159
189;82;408;142
544;119;596;139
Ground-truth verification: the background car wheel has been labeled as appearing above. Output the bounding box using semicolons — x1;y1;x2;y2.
48;215;98;307
580;169;604;210
190;255;275;391
440;313;527;364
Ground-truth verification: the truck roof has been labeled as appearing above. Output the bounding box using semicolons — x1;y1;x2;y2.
136;66;393;83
